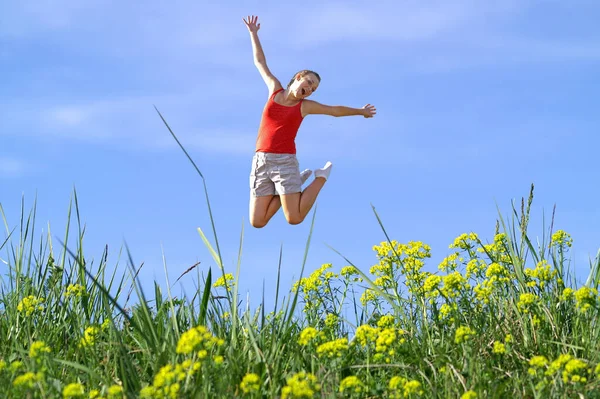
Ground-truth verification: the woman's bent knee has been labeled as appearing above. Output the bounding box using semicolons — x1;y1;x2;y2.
250;219;267;228
286;215;304;225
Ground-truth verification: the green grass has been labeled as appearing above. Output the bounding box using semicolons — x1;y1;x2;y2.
1;114;599;398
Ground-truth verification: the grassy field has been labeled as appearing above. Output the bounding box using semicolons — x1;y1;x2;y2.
2;118;600;398
2;184;600;399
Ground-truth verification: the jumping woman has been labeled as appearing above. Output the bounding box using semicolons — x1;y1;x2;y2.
244;15;376;228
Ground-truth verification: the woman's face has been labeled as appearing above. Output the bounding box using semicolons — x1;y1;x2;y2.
291;73;319;99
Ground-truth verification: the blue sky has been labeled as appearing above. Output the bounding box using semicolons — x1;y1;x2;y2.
2;0;599;309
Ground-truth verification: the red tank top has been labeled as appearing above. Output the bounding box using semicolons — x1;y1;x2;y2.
255;88;304;154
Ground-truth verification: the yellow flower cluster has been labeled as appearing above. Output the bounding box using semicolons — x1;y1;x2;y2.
485;263;510;283
352;323;406;363
340;266;361;282
80;326;101;348
377;314;395;328
528;353;592;386
360;289;377;306
440;272;469;298
472;263;512;305
477;233;510;264
176;325;224;355
140;360;200;399
63;382;85;398
29;341;51;359
561;358;589;383
324;314;339;330
574;286;598;312
17;295;45;316
13;371;43;389
561;288;574;301
316;338;348;360
371;240;431;297
450;232;479;250
517;293;538;313
339;376;364;394
461;390;477;399
89;386;124;399
438;253;460;273
465;259;486;279
438;303;457;323
524;260;557;289
293;264;338;314
423;274;442;299
240;373;260;394
388;376;423;398
281;371;320;399
213;273;234;291
294;264;336;294
65;284;85;298
353;325;378;347
455;326;475;344
375;328;405;363
492;341;506;354
551;230;573;248
528;355;549;376
298;327;324;346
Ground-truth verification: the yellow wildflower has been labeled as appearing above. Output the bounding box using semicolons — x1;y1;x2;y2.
65;284;85;298
524;260;556;288
281;371;320;399
360;289;377;306
212;273;234;291
298;327;323;346
324;314;339;329
339;376;364;394
107;385;123;398
388;376;423;398
492;341;506;354
176;325;223;354
455;326;475;344
240;373;261;394
441;271;469;298
517;293;538;313
80;326;100;348
17;295;45;316
354;325;379;347
30;341;51;359
377;314;395;328
63;382;85;398
450;232;479;250
574;286;598;312
438;252;460;272
546;354;572;376
561;288;574;301
316;338;348;360
13;372;43;389
551;230;573;248
461;391;477;399
562;358;588;383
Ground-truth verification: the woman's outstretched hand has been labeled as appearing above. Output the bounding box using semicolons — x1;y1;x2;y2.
362;104;377;118
243;15;261;33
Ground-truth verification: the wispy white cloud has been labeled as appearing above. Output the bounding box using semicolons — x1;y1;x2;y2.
0;157;26;178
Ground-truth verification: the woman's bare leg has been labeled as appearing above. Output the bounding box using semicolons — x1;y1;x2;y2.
249;195;280;228
280;177;326;225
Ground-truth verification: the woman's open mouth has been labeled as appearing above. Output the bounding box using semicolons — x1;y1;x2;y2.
301;88;306;95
